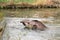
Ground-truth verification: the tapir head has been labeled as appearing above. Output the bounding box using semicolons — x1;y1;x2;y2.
20;20;30;26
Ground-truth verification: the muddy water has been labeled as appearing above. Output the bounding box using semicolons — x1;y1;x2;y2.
0;8;60;23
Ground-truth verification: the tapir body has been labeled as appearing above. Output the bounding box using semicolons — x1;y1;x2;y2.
20;20;47;31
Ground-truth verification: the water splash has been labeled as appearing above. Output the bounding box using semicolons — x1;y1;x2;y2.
2;17;60;40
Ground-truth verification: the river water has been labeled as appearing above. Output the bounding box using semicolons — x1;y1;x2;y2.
0;8;60;40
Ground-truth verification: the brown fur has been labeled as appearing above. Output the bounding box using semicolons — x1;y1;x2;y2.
20;20;47;31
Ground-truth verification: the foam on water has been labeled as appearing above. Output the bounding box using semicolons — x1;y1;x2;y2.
2;18;60;40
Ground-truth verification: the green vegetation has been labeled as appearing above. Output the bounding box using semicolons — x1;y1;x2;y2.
0;0;36;3
20;0;33;2
0;0;9;2
0;0;60;9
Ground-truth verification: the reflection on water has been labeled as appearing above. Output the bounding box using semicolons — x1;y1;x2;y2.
0;8;60;18
0;8;60;23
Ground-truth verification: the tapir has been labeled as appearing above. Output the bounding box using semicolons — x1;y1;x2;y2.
20;20;47;31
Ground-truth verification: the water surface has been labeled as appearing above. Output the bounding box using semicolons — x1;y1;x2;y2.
0;8;60;40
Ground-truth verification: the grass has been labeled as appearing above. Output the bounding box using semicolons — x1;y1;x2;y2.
0;0;36;3
0;0;9;2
